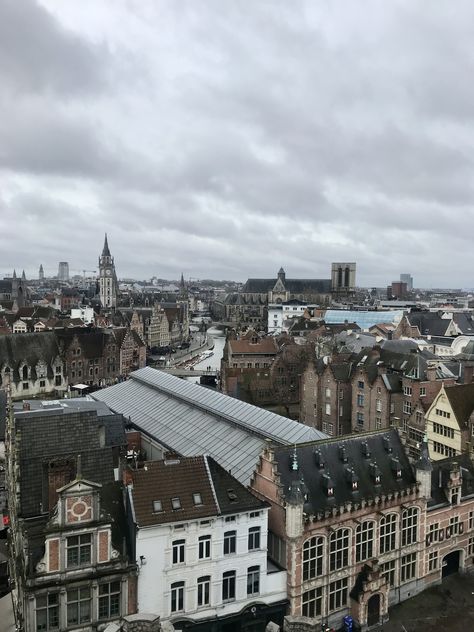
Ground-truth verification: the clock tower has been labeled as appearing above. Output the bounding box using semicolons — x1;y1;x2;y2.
98;234;118;308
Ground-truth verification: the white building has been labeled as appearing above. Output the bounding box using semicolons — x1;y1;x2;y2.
71;306;95;325
267;300;312;334
128;455;287;630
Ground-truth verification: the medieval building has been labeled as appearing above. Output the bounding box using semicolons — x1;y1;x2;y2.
98;234;119;309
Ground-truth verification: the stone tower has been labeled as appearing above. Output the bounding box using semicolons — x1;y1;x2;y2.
39;264;44;281
98;234;118;309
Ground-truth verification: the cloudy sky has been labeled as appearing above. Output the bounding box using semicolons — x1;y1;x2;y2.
1;1;473;287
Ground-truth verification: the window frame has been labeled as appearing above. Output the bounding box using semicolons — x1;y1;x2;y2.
303;536;324;580
328;577;348;613
170;581;185;613
66;586;91;626
222;570;236;602
247;565;260;596
380;513;397;554
355;520;374;562
329;528;350;572
198;535;211;560
98;581;121;620
248;526;261;551
197;576;210;607
401;508;418;547
302;587;323;618
223;530;236;555
35;593;59;631
172;539;185;565
66;533;92;568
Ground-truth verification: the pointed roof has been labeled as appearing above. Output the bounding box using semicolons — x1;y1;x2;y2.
21;270;26;281
12;270;16;279
102;233;111;257
416;435;432;472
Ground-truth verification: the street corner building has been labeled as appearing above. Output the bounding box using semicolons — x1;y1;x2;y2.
250;428;474;630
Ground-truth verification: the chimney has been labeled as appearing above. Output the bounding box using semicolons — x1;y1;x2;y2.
463;363;474;384
426;362;437;381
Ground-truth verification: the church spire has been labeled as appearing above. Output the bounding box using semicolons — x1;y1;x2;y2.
102;233;111;257
13;269;17;279
21;270;26;281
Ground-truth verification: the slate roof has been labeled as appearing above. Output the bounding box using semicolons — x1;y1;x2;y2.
93;367;326;485
405;312;451;336
443;383;474;428
14;407;126;518
274;428;416;514
0;332;60;381
428;453;474;508
242;278;331;294
130;455;265;527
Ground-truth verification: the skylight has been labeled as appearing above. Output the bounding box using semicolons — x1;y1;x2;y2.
171;497;181;510
152;500;162;513
193;492;203;506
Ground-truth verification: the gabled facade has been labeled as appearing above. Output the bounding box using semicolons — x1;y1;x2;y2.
426;384;474;460
126;456;287;631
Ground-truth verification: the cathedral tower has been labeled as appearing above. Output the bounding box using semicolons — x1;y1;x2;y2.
98;234;118;308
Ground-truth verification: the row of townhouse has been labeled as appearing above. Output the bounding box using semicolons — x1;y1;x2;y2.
300;343;459;447
0;328;145;399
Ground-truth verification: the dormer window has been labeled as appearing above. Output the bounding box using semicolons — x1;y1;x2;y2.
383;437;392;453
193;493;203;506
339;446;348;463
171;497;181;510
352;480;358;491
328;487;334;497
314;450;325;469
361;442;371;458
227;489;238;502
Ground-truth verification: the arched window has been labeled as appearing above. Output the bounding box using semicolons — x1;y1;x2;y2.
329;528;350;571
356;520;374;562
401;507;418;546
303;536;324;580
379;513;397;553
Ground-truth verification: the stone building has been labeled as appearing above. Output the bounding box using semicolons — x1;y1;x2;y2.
99;234;119;309
251;429;424;629
5;398;136;631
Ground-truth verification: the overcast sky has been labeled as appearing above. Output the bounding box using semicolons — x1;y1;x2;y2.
1;1;473;287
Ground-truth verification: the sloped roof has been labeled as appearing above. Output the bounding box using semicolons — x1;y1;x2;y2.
242;278;331;293
0;332;60;379
275;428;416;513
130;455;264;526
229;338;277;355
444;383;474;428
405;312;451;336
93;367;326;485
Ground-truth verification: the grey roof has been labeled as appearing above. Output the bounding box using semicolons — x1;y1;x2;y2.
275;428;416;513
93;367;326;485
326;310;404;328
242;278;331;294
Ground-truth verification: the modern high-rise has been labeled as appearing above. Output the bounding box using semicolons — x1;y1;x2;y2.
98;234;118;308
58;261;69;281
400;273;413;291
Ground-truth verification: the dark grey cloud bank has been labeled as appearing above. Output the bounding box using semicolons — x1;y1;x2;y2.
1;0;474;287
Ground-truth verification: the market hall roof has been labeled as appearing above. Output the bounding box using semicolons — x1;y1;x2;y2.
93;366;327;485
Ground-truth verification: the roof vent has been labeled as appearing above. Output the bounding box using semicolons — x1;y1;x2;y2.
383;436;392;453
227;488;238;502
314;449;325;469
322;473;335;497
390;456;402;479
361;441;371;458
339;445;348;463
369;462;381;485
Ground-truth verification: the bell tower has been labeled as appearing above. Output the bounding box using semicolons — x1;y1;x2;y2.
98;234;118;309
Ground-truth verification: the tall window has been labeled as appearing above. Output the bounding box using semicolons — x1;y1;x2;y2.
247;566;260;595
401;553;417;583
302;587;323;618
401;508;418;546
98;582;121;619
303;536;324;580
428;551;438;572
380;514;397;553
380;560;395;586
224;531;236;555
197;576;210;607
329;578;348;612
66;534;92;567
170;582;185;613
329;529;350;571
356;521;374;562
248;527;261;551
357;394;364;407
222;571;236;601
172;539;185;564
67;587;91;626
36;593;59;631
199;535;211;559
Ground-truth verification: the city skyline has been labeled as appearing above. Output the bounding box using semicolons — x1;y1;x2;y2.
2;2;474;286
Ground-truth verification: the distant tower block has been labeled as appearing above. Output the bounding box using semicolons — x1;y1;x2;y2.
39;264;44;281
331;262;356;292
58;261;69;281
